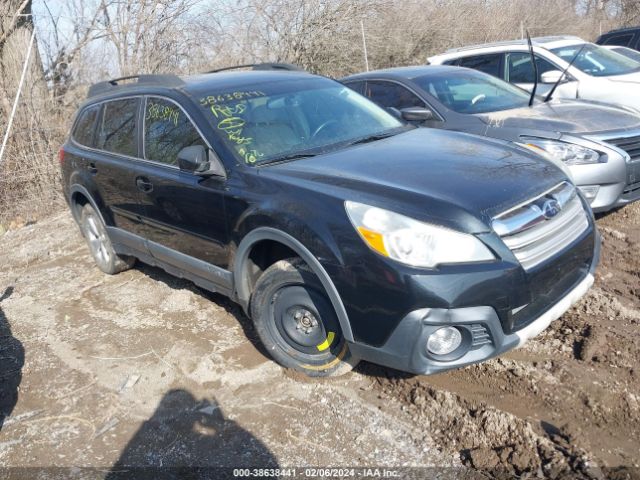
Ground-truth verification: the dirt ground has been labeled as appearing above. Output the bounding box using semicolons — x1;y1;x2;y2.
0;204;639;479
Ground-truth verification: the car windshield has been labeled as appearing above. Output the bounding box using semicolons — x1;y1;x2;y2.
194;77;403;165
611;47;640;63
550;43;640;77
412;70;531;114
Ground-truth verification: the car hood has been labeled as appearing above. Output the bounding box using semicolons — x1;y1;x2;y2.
606;71;640;83
474;100;640;134
262;129;567;233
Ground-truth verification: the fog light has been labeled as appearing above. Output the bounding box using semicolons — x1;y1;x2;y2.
578;185;600;202
426;327;462;355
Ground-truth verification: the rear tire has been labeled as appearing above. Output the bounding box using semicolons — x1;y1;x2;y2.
79;204;135;275
250;258;358;377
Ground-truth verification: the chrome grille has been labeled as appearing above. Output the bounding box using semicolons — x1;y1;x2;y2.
605;134;640;161
492;182;589;271
603;133;640;188
624;183;640;195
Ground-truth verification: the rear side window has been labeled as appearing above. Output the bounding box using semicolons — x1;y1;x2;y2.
364;81;425;109
72;105;100;147
345;81;366;95
457;54;503;78
602;33;634;47
97;98;140;157
144;97;207;166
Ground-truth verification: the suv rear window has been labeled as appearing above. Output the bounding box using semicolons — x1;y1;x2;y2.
602;33;634;47
72;105;100;147
457;54;503;78
97;98;140;157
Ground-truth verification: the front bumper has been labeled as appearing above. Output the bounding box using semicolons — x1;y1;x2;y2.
585;181;640;213
348;231;600;375
577;131;640;212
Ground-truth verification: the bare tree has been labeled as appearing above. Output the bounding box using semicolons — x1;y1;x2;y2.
618;0;640;24
1;0;47;116
0;0;60;224
38;0;111;103
205;0;374;75
96;0;202;75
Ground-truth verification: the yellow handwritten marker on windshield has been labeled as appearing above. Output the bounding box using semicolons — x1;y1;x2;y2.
316;331;335;352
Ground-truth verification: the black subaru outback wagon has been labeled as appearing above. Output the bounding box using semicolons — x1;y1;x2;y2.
61;65;600;376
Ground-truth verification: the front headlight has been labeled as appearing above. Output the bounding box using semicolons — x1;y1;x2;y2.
519;138;601;165
344;201;495;268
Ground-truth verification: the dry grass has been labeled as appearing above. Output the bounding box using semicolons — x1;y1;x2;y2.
0;110;68;226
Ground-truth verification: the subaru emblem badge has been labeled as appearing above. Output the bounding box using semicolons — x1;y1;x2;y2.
542;199;561;219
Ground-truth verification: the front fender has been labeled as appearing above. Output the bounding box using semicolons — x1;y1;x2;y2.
234;226;354;342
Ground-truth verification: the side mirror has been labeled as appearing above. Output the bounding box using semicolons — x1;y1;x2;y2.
540;70;566;84
177;145;209;173
400;107;434;122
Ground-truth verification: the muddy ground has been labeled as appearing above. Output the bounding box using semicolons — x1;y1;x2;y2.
0;204;639;479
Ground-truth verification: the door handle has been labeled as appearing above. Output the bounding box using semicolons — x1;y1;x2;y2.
135;176;154;193
88;162;98;174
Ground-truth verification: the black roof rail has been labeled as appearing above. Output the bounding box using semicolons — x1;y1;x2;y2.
205;62;304;74
87;74;186;98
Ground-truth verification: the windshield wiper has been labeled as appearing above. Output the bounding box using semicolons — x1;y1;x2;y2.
526;31;538;107
259;128;407;166
544;43;586;103
346;128;406;147
257;152;319;166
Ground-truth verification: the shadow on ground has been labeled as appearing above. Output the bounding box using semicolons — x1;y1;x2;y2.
354;361;416;381
135;263;272;360
106;389;279;479
0;286;24;432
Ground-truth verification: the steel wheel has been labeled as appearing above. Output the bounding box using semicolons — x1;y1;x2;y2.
272;285;338;356
250;258;358;377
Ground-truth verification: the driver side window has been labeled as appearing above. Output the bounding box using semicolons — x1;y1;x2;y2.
364;81;426;110
144;97;206;166
507;53;557;83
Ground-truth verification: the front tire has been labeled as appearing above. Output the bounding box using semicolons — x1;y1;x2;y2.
79;204;135;275
250;258;358;377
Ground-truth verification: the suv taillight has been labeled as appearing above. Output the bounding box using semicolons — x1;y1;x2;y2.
58;148;65;165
